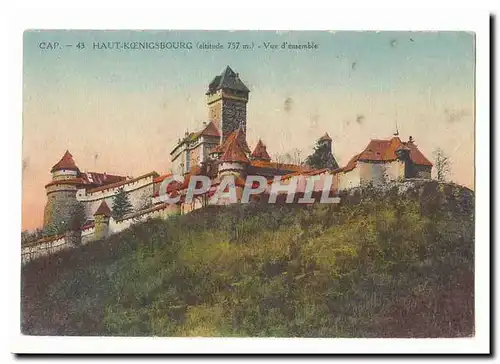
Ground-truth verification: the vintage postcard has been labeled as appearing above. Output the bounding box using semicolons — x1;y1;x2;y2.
17;25;487;354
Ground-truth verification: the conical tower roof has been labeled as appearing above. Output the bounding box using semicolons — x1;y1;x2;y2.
251;139;271;161
213;127;251;155
207;66;250;94
318;132;332;142
94;200;112;217
51;150;79;173
220;133;250;164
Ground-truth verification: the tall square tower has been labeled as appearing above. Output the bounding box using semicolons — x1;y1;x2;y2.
206;66;250;143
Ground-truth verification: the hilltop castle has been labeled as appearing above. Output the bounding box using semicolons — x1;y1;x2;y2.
30;66;432;264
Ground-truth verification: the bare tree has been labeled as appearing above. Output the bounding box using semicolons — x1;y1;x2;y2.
288;148;304;166
433;148;451;182
275;149;303;166
273;153;288;175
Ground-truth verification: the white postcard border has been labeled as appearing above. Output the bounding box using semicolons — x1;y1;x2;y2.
4;3;490;355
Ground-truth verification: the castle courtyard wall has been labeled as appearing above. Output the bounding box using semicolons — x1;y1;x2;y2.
338;166;361;190
413;164;432;179
76;175;155;221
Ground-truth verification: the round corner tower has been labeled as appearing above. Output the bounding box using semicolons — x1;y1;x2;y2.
43;150;82;229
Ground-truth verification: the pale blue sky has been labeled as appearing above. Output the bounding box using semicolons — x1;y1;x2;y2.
24;30;474;94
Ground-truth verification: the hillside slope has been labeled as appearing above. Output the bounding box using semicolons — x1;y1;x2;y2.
21;182;474;337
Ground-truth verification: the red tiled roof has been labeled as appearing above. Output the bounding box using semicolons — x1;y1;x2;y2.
211;144;223;154
341;136;432;172
214;127;251;155
94;200;112;217
80;172;127;186
342;153;361;172
86;171;159;193
251;139;271;161
357;137;432;166
406;142;433;166
51;150;79;173
198;121;221;138
250;160;308;172
171;121;221;155
220;135;250;164
318;133;332;142
153;173;173;184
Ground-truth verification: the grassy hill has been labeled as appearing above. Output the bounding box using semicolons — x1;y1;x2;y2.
21;181;474;337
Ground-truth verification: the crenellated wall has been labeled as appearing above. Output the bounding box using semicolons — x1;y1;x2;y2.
81;224;96;244
22;203;180;265
76;174;156;220
109;203;180;234
22;234;67;265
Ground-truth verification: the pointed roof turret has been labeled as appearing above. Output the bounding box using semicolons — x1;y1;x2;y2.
220;132;250;164
213;127;251;155
94;200;112;217
318;132;332;142
207;66;250;94
51;150;79;173
251;139;271;161
199;121;221;138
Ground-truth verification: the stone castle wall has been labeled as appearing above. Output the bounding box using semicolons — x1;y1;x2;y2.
76;175;156;221
221;98;247;139
22;203;180;265
208;97;223;134
43;186;80;229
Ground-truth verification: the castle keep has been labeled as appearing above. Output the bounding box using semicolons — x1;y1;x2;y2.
27;66;432;264
170;66;251;175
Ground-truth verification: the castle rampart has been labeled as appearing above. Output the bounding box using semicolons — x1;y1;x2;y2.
76;172;157;220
